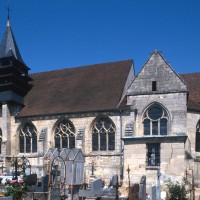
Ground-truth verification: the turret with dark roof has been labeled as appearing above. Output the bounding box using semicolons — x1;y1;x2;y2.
0;19;24;64
0;19;32;105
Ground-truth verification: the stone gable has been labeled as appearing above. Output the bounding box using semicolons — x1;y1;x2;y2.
127;51;187;95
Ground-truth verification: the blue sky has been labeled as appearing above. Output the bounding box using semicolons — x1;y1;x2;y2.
0;0;199;74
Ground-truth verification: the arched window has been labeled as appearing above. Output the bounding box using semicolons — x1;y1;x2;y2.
54;119;75;149
195;120;200;152
19;122;37;153
92;116;115;151
0;128;2;154
143;104;168;135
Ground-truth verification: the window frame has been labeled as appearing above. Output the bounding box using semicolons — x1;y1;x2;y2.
195;120;200;152
146;143;160;168
54;119;75;149
92;116;115;151
0;128;2;154
143;104;168;136
19;122;37;154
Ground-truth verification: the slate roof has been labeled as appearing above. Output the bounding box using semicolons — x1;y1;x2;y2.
17;60;133;117
180;73;200;111
0;20;25;64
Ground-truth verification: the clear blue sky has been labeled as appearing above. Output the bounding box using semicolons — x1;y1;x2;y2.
0;0;199;74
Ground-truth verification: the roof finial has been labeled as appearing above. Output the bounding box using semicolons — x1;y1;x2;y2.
6;0;11;26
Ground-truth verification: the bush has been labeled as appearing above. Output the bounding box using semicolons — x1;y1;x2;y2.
165;179;188;200
5;178;26;200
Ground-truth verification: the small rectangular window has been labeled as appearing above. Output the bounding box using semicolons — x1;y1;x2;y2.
146;143;160;167
152;81;157;91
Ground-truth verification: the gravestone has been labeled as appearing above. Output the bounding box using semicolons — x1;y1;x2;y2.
91;179;103;196
129;184;139;200
26;174;37;186
139;176;146;200
151;186;156;200
51;188;60;200
33;174;49;192
79;178;103;198
110;175;118;187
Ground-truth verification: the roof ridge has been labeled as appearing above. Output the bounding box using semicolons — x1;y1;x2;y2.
30;59;133;75
179;72;200;75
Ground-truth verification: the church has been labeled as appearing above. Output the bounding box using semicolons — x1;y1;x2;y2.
0;17;200;192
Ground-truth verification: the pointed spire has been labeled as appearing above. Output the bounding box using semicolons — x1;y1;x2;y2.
0;19;25;64
7;18;10;27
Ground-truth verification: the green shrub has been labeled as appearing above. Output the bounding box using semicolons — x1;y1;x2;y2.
165;179;188;200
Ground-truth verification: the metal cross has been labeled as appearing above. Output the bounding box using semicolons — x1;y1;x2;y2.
6;0;12;20
127;165;130;189
91;160;95;176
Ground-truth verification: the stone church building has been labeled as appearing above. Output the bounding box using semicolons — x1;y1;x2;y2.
0;18;200;192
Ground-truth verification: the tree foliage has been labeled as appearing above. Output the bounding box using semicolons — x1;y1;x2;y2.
165;179;188;200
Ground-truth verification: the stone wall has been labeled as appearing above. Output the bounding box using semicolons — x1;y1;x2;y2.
1;110;131;183
127;93;187;136
186;111;200;157
123;139;185;191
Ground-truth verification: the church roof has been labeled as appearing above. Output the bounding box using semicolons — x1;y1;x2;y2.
17;60;133;117
0;19;25;64
180;72;200;111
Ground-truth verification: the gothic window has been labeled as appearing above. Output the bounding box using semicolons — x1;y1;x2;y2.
146;143;160;167
92;116;115;151
19;122;37;153
143;104;168;135
0;128;2;154
54;119;75;149
195;120;200;152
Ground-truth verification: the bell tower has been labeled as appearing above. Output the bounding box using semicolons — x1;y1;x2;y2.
0;19;32;105
0;18;32;161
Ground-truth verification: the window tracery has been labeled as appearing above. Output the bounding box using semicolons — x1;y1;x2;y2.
195;120;200;152
19;122;37;153
143;104;168;135
0;128;2;154
54;119;75;149
92;116;115;151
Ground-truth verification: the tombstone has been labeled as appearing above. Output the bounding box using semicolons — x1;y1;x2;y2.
91;179;102;196
139;176;146;200
33;174;49;192
42;175;49;192
151;186;157;200
161;191;167;200
79;178;103;198
51;188;60;200
129;183;139;200
110;174;118;187
26;174;37;186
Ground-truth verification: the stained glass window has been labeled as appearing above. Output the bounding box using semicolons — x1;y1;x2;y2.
92;116;115;151
54;119;75;149
196;120;200;152
0;128;2;154
143;104;168;135
19;122;37;153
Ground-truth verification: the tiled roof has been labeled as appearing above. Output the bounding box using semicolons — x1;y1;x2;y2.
180;73;200;111
17;60;133;117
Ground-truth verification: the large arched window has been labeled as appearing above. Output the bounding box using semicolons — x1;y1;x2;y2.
92;116;115;151
195;120;200;152
143;104;168;135
19;122;37;153
54;119;75;149
0;128;2;154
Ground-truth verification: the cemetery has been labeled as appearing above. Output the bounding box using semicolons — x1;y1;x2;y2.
0;148;188;200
